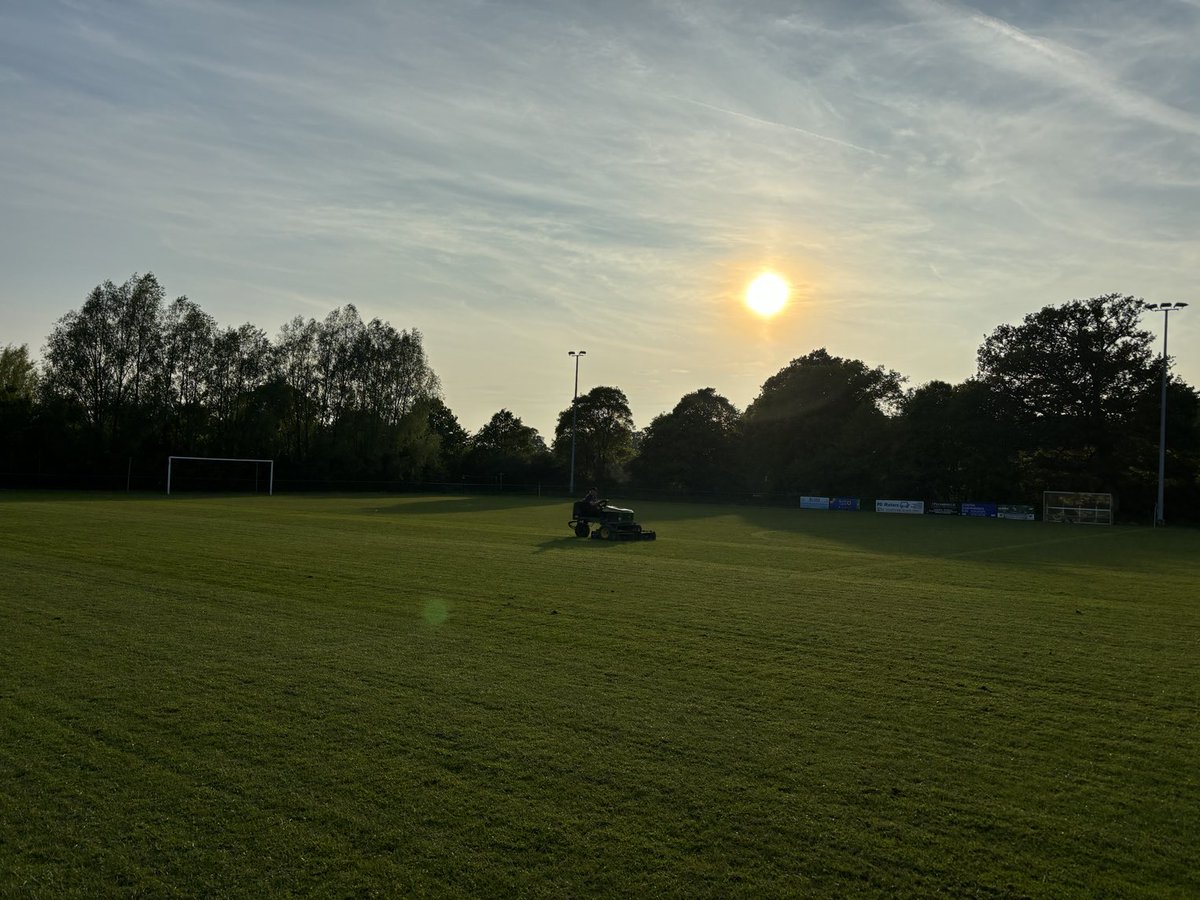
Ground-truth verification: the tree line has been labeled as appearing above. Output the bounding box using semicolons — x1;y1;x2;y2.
2;275;1197;520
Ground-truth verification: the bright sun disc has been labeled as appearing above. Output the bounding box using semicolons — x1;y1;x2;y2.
745;272;789;317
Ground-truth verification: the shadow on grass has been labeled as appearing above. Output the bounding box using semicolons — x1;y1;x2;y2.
590;498;1151;569
356;492;1158;569
366;495;566;517
0;490;173;503
532;535;653;554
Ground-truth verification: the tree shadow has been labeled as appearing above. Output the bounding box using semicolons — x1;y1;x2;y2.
533;536;627;554
601;498;1151;571
354;492;1159;572
365;494;565;517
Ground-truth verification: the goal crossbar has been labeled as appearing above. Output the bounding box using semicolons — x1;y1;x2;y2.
1042;490;1112;525
167;456;274;495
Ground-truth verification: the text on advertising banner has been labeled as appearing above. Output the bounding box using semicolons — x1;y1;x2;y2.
961;502;998;517
876;499;925;514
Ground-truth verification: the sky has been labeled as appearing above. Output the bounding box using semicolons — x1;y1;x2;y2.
2;0;1198;438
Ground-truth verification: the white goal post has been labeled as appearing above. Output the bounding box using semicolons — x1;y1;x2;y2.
166;456;274;495
1043;490;1113;525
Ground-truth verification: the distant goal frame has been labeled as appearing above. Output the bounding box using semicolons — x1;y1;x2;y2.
166;456;275;496
1042;490;1113;525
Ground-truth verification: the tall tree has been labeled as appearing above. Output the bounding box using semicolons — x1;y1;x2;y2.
0;344;40;476
208;323;275;451
467;409;552;481
163;297;216;451
419;396;469;478
42;273;170;449
632;387;742;494
359;320;439;426
163;298;215;409
977;294;1154;443
307;306;441;477
0;343;39;402
742;349;903;496
274;315;322;461
976;294;1158;490
891;379;1023;500
553;386;635;486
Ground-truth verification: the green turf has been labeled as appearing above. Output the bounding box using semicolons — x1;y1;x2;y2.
1;492;1197;896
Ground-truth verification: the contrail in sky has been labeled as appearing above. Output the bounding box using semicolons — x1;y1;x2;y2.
670;94;889;158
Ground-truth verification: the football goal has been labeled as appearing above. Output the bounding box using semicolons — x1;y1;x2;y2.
166;456;275;495
1043;490;1113;525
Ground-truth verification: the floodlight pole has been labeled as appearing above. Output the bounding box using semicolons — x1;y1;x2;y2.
1147;302;1188;527
568;350;586;496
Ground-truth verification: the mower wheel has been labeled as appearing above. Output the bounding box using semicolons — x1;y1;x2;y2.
574;522;589;538
598;525;611;540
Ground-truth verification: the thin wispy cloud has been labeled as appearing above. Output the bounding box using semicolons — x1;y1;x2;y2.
909;0;1200;136
668;94;889;157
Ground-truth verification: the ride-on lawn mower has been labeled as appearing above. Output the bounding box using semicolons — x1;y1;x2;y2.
569;501;657;541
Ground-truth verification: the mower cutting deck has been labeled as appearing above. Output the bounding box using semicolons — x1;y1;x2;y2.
568;501;657;541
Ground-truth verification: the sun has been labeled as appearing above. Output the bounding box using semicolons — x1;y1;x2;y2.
745;272;789;317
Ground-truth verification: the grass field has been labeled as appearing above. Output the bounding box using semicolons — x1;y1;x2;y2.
2;492;1197;897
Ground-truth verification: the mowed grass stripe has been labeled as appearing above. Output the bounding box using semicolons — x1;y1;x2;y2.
2;492;1197;896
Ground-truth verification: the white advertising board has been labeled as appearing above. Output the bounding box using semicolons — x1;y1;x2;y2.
800;496;830;510
875;499;925;514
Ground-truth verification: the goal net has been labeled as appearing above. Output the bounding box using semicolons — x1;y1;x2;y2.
1043;490;1113;525
166;456;274;495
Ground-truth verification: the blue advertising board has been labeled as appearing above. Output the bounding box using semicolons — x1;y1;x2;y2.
830;497;860;511
800;496;830;510
961;502;998;518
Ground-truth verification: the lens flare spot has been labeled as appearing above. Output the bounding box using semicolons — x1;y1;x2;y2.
422;598;449;626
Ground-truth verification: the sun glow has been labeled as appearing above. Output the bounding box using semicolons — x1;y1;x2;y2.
745;272;789;317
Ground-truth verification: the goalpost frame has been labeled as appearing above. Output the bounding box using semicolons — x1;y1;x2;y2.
1042;490;1113;525
166;456;275;495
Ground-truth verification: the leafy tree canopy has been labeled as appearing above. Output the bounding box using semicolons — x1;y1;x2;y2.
632;387;741;493
0;343;39;402
976;294;1155;436
471;409;546;460
747;348;904;424
891;378;1022;500
421;397;469;460
42;272;171;442
553;385;635;485
743;349;904;494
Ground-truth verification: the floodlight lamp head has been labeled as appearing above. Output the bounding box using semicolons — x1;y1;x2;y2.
1145;303;1160;310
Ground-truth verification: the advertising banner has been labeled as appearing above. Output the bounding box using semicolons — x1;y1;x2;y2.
800;496;830;510
830;497;860;511
998;504;1035;520
929;502;959;515
876;499;925;514
961;502;998;518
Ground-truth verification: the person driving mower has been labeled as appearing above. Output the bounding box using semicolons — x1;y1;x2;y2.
580;487;607;517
